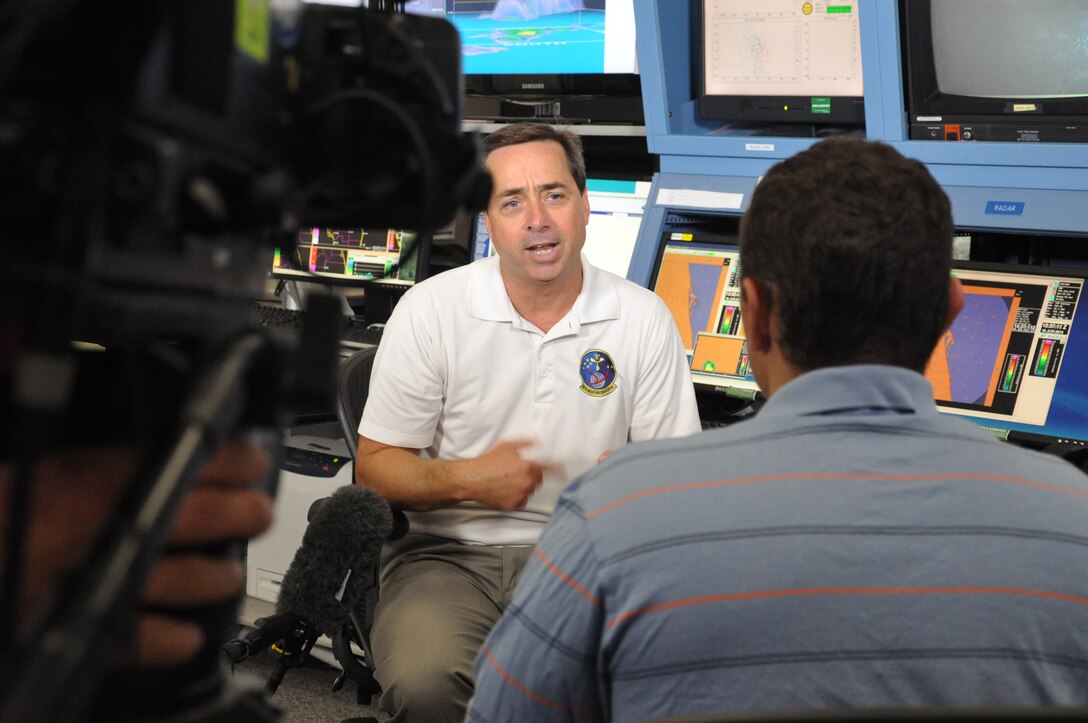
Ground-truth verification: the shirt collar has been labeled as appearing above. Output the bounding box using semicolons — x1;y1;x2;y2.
466;254;620;326
758;365;942;421
467;255;514;322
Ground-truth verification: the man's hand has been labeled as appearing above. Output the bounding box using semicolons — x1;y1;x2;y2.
1;438;274;669
458;439;551;511
132;438;273;667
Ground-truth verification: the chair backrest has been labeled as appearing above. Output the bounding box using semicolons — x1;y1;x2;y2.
336;346;379;457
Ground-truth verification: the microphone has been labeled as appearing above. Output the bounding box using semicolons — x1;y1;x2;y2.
276;484;393;636
222;484;394;682
308;493;408;539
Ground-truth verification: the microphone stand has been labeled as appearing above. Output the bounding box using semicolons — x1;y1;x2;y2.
223;611;322;694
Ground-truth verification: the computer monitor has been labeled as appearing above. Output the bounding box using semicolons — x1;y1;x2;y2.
903;0;1088;142
698;0;865;126
436;0;642;123
470;212;497;263
272;226;426;288
647;232;1088;441
583;178;651;277
647;226;760;401
925;262;1088;447
470;177;651;278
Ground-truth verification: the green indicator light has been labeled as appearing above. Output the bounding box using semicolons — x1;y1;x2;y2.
827;5;853;13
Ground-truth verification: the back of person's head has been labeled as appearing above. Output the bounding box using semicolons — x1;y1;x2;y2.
480;122;587;193
740;138;954;373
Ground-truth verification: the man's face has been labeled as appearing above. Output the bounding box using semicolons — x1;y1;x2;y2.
483;140;590;291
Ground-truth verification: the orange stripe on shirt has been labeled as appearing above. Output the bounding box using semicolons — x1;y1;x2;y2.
586;472;1088;519
479;646;596;718
535;547;601;606
606;585;1088;628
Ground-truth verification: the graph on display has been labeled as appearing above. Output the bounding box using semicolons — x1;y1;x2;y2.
703;0;863;97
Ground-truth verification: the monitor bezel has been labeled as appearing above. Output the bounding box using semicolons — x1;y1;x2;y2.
453;2;643;122
271;226;430;289
696;0;866;126
645;213;761;400
901;0;1088;121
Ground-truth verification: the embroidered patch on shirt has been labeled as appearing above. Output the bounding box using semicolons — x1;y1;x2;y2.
579;349;618;397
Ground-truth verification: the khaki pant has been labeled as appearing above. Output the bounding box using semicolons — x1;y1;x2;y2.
370;534;533;723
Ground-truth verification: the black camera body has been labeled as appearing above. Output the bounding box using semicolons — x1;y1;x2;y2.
0;2;487;720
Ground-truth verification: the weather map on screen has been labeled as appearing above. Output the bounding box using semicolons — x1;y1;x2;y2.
650;238;759;398
928;286;1020;409
442;0;636;76
925;264;1088;444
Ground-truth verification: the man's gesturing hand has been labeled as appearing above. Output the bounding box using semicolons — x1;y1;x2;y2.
459;439;554;511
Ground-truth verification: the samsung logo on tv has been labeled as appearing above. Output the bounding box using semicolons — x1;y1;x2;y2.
521;83;546;90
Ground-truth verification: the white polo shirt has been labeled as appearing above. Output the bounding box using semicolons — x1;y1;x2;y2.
359;254;701;545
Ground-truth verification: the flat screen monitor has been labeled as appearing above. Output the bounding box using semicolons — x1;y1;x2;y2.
902;0;1088;143
272;226;426;290
647;227;760;400
925;262;1088;447
470;177;651;278
427;0;641;122
698;0;865;126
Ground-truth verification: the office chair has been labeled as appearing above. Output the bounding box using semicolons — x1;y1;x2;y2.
336;345;379;452
331;345;387;708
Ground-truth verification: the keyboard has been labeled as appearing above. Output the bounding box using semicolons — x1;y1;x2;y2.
251;303;306;328
341;323;385;347
250;302;383;347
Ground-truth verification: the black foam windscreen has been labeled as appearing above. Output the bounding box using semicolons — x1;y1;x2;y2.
275;484;392;636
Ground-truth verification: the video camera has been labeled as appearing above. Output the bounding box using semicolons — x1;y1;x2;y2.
0;0;488;720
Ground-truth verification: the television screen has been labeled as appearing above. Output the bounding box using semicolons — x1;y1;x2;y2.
903;0;1088;142
932;3;1088;99
339;0;638;78
445;0;636;77
447;0;641;121
355;1;640;121
699;0;864;126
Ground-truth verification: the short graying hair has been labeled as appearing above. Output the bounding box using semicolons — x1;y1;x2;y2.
480;122;586;193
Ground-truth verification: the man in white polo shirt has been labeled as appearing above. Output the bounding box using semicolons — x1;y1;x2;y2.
354;122;700;722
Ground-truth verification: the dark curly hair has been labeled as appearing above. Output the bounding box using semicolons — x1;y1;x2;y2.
740;138;955;373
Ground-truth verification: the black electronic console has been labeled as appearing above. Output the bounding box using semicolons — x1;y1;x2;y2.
0;1;487;721
910;119;1088;143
